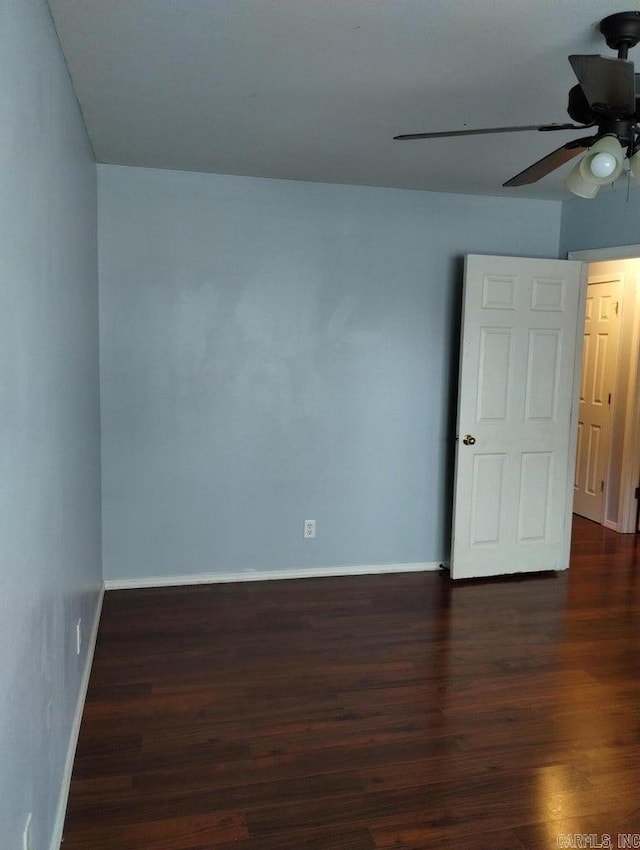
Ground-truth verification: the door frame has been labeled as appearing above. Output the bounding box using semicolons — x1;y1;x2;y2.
562;262;589;568
568;244;640;533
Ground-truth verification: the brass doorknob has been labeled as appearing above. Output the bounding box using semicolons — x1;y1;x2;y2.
462;434;476;446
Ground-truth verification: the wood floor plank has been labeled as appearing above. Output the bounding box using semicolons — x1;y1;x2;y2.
61;812;247;850
62;516;640;848
212;828;377;850
371;824;526;850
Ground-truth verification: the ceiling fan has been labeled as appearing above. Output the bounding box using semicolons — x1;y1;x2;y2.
394;11;640;196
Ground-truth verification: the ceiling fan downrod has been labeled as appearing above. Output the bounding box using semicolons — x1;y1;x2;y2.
599;11;640;59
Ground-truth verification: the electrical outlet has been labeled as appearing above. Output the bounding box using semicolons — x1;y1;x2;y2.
76;618;82;656
304;519;316;539
23;813;33;850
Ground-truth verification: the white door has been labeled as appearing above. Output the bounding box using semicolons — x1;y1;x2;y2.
573;276;622;523
451;254;585;580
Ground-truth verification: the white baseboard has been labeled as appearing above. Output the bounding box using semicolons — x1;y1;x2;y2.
49;583;105;850
104;561;444;590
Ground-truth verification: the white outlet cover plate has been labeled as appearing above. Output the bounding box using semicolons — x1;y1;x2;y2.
304;520;316;538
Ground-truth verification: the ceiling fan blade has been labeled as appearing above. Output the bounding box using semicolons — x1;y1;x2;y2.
394;123;584;141
569;55;636;116
503;136;596;187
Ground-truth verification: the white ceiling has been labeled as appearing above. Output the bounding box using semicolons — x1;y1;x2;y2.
47;0;639;199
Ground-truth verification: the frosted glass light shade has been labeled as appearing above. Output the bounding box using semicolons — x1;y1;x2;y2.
629;149;640;181
565;160;600;198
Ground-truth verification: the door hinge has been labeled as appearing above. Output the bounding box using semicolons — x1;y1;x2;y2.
601;480;605;492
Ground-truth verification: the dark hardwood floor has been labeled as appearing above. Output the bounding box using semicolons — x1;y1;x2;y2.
62;516;640;849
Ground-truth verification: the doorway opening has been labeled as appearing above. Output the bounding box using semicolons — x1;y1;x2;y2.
569;248;640;533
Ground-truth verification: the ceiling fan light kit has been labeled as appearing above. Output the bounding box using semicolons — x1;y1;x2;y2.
394;10;640;199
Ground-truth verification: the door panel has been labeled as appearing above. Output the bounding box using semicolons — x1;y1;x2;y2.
470;453;506;545
477;328;512;421
517;451;553;542
525;329;561;420
451;255;584;580
573;277;622;522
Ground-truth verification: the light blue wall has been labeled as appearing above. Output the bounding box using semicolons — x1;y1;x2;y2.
0;1;101;848
99;164;561;580
560;188;640;254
